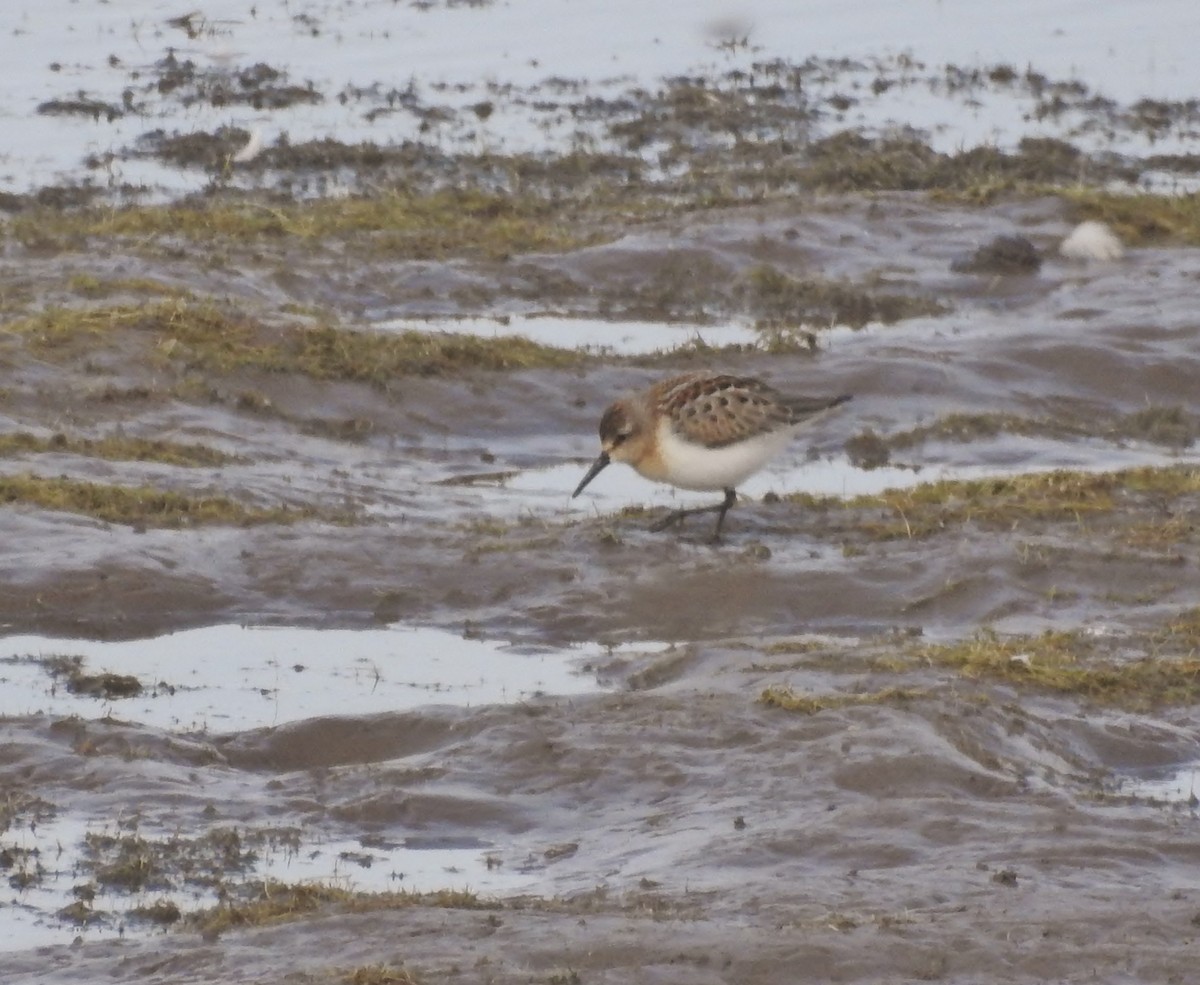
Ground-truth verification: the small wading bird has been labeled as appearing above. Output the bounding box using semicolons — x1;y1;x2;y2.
572;372;852;540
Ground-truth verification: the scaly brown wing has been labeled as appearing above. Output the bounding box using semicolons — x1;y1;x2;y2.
652;373;812;449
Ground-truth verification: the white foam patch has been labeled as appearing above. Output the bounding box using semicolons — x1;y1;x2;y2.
1060;221;1125;261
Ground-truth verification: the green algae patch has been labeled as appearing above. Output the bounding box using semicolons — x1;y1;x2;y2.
739;264;948;330
10;188;592;260
3;302;171;356
0;790;56;833
343;966;422;985
797;132;1116;198
886;407;1196;451
1158;607;1200;651
1062;189;1200;246
760;684;925;714
280;323;583;381
184;880;495;937
82;826;287;895
0;472;331;527
65;274;189;300
184;882;352;935
5;299;588;380
910;626;1200;710
1117;405;1196;448
759;611;1200;711
0;431;240;466
180;877;690;939
41;655;143;700
1122;515;1197;551
855;409;1194;472
838;466;1200;541
128;899;183;926
887;413;1077;448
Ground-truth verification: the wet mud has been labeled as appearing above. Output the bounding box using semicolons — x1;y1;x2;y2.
4;185;1200;983
4;12;1200;984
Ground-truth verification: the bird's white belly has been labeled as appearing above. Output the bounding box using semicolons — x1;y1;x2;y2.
651;421;795;491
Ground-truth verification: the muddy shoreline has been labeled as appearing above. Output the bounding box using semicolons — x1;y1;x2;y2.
4;9;1200;981
4;186;1200;984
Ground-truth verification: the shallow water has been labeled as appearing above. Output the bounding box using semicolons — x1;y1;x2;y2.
0;624;668;950
5;0;1200;197
0;623;638;731
378;313;757;355
506;443;1200;524
1;798;544;953
1127;763;1200;806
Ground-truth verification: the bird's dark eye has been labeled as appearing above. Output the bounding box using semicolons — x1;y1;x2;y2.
612;430;630;447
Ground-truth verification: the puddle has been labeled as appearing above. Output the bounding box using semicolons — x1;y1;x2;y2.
1125;763;1200;807
0;623;653;733
462;443;1200;523
437;455;905;524
376;314;758;355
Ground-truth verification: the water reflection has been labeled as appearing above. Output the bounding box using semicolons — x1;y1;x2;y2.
0;624;664;733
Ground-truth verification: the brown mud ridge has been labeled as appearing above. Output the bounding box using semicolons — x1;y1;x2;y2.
3;129;1200;983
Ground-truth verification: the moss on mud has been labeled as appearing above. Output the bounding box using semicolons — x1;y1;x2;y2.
759;610;1200;712
759;684;925;714
342;966;421;985
907;619;1200;709
798;132;1119;198
738;264;947;329
184;881;494;937
830;466;1200;541
0;431;239;466
882;407;1195;454
1063;189;1200;246
9;188;593;260
0;472;333;527
1;124;1175;271
4;299;588;380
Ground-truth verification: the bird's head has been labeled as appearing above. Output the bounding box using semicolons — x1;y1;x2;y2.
572;399;652;497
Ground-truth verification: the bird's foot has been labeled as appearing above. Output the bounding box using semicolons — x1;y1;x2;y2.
648;489;737;541
648;509;690;533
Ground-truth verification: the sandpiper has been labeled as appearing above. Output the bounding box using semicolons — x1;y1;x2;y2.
573;371;851;539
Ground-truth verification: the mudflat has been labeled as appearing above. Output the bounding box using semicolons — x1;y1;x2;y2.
3;11;1200;983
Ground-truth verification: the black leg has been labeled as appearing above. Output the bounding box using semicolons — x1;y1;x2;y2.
648;488;738;540
711;487;737;540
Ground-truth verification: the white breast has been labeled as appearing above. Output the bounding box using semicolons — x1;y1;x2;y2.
651;419;796;491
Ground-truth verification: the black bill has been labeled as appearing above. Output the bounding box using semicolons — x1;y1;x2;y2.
572;452;610;497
